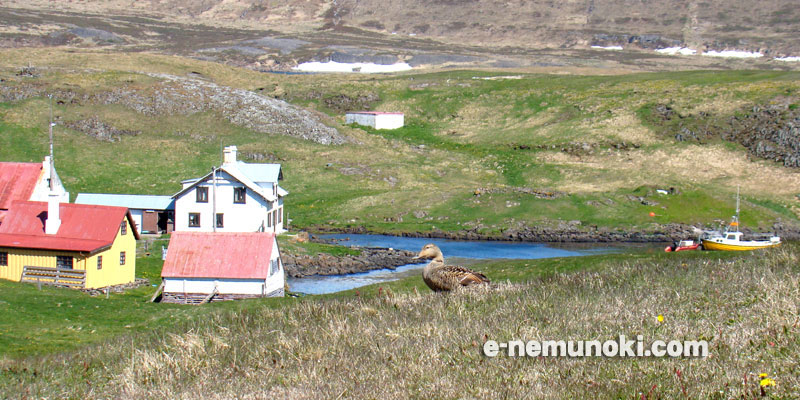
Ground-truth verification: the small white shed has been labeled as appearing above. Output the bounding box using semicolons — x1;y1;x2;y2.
160;231;284;303
346;111;404;130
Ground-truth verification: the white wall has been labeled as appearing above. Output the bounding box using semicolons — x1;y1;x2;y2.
29;157;69;203
346;113;376;128
346;113;404;130
174;171;284;232
163;239;284;296
129;209;143;235
375;114;404;130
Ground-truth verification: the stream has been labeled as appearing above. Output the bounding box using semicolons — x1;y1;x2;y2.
286;234;649;295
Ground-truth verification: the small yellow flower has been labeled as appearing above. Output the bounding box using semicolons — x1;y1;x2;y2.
657;314;664;322
760;378;776;387
759;373;768;379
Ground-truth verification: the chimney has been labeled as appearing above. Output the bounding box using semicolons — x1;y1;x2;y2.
45;192;61;235
223;146;238;165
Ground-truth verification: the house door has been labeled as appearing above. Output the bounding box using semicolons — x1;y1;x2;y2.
142;210;158;233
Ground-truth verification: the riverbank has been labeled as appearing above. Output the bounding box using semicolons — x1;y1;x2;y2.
307;222;800;242
282;247;418;277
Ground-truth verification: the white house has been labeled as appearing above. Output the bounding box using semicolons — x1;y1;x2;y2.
75;193;175;234
172;146;287;233
0;157;69;224
159;231;284;303
346;111;404;130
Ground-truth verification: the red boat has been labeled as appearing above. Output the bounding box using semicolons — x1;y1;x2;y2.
665;240;702;252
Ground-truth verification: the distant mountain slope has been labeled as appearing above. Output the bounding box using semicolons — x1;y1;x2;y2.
6;0;799;56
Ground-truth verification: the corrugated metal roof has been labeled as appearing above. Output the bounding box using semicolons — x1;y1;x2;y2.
235;161;282;182
0;201;139;253
75;193;175;210
161;232;277;279
346;111;404;115
0;162;42;210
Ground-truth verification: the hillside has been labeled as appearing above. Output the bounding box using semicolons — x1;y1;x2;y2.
1;48;799;238
1;1;799;72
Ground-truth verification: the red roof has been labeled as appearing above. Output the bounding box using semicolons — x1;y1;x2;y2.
348;111;404;115
0;201;139;253
161;232;277;280
0;162;42;211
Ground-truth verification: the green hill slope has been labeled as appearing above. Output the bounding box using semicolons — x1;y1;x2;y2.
1;49;799;237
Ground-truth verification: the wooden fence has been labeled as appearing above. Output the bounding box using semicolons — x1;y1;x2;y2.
21;266;86;289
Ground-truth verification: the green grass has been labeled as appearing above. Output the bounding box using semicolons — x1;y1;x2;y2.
0;243;291;358
1;244;796;398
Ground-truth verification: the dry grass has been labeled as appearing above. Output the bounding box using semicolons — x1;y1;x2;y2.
2;248;799;398
538;143;800;196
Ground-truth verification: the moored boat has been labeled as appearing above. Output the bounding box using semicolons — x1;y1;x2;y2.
664;239;701;252
700;187;781;251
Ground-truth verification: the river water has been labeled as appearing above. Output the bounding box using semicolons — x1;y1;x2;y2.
286;234;644;295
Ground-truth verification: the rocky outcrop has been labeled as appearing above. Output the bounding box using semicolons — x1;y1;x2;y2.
723;105;800;168
282;247;419;277
655;101;800;168
65;117;140;142
0;73;347;145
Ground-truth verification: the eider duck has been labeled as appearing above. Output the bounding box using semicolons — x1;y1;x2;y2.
413;243;490;292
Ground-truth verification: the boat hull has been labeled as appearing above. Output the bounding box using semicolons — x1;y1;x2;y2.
701;240;780;251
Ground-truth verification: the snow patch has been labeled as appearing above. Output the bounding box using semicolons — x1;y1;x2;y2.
293;61;412;73
775;56;800;62
655;47;697;56
591;45;623;51
702;50;763;59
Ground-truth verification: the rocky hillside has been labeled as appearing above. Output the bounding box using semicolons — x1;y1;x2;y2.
0;70;345;145
1;1;799;71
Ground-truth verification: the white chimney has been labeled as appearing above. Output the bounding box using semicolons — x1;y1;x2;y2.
45;192;61;235
223;146;238;165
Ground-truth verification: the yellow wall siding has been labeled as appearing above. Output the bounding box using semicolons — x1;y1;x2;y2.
0;249;86;282
0;217;137;289
84;218;137;289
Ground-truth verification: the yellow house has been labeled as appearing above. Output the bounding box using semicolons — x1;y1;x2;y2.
0;201;139;289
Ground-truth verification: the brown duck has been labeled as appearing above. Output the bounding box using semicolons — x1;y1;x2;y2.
413;243;490;292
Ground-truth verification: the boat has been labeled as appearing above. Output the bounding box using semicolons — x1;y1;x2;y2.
664;239;701;252
701;187;781;251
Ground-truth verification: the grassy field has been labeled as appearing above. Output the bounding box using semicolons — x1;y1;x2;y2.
1;49;799;237
1;244;797;398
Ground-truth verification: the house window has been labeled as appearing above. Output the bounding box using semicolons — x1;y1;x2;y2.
273;210;278;226
120;220;127;235
216;213;224;228
196;187;209;203
56;255;73;270
0;252;7;266
267;212;272;227
278;208;282;224
120;251;126;265
189;213;201;227
97;255;103;270
233;187;246;204
269;259;280;276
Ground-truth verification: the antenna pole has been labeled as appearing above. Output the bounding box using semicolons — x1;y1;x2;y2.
212;166;217;233
48;95;55;191
734;186;740;232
